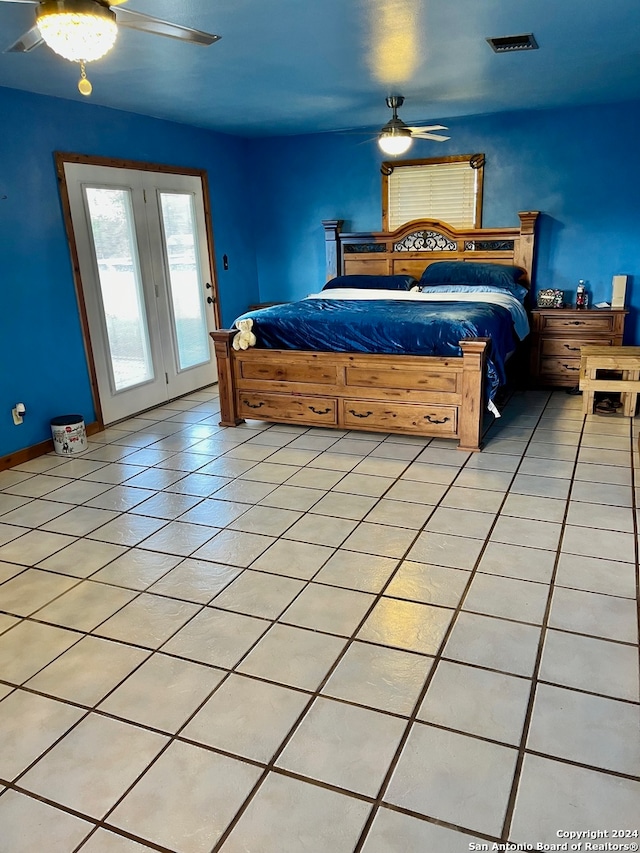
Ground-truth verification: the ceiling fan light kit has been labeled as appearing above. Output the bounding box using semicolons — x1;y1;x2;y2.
378;95;412;155
36;0;117;62
378;124;413;156
377;95;450;156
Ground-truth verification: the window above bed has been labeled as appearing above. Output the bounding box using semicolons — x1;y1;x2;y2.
382;154;484;231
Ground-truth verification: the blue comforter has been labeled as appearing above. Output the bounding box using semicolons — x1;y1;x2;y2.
236;298;518;400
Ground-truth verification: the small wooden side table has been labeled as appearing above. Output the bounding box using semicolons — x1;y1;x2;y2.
579;345;640;416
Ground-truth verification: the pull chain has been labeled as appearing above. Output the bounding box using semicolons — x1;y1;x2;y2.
78;61;92;96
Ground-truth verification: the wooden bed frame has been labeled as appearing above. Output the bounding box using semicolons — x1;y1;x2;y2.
211;212;538;451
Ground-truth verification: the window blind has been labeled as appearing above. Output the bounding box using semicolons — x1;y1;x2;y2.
387;161;478;230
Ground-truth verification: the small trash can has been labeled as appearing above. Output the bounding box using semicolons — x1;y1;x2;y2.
50;415;87;456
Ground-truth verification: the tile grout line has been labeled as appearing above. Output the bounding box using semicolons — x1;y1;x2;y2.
346;392;559;851
499;395;598;841
202;417;519;850
0;390;638;849
41;435;413;852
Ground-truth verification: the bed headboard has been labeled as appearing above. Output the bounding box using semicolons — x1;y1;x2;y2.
323;211;539;288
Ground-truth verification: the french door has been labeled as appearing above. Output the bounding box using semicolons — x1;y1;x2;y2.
63;161;218;424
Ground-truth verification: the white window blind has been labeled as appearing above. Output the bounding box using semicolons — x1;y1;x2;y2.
387;160;479;230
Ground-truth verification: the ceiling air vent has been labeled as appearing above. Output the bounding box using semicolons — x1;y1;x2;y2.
486;33;539;53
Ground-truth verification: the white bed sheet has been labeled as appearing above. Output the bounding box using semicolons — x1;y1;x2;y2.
306;288;530;342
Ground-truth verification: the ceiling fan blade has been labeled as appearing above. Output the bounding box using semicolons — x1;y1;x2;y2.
407;125;448;133
114;7;220;45
5;24;43;53
412;131;451;142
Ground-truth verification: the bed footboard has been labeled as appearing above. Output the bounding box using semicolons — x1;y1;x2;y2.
211;331;489;451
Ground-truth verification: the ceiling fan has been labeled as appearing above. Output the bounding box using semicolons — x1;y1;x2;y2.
378;96;450;156
1;0;220;95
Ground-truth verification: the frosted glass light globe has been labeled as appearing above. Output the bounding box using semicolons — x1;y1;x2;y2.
378;131;413;156
37;4;117;62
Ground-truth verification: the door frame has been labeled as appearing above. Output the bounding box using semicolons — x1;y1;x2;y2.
55;151;222;428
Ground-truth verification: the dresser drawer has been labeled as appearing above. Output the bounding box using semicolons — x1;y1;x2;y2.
342;400;457;434
539;356;582;378
238;392;337;424
541;338;612;357
539;314;615;334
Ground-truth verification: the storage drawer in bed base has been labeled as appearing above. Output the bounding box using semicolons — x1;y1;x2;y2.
237;391;458;436
238;392;338;425
212;331;489;451
342;399;457;435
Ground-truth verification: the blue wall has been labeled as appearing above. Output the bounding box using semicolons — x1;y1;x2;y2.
0;86;259;458
3;88;640;459
249;99;640;344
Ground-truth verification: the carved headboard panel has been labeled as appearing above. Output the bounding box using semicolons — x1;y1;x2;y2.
323;211;539;288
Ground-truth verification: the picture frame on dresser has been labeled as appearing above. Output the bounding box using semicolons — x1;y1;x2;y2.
529;306;629;387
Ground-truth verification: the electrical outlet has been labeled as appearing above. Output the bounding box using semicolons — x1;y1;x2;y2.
12;407;23;425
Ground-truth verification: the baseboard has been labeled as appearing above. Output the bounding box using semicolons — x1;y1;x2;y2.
0;421;102;472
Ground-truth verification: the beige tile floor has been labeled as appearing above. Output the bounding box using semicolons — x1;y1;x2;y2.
0;387;638;852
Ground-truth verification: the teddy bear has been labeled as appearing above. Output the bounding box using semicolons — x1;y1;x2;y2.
232;317;257;351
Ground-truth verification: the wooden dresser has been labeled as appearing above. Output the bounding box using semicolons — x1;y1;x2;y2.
529;307;628;387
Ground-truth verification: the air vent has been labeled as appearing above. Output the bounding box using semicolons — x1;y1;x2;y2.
486;33;539;53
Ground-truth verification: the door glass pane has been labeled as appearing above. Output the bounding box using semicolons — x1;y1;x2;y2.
84;187;154;391
159;192;210;370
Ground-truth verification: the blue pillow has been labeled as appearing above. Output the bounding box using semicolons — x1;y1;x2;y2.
420;261;527;294
418;283;528;303
322;274;417;291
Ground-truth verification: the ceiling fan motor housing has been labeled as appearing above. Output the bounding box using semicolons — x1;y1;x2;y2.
381;95;411;140
381;117;411;137
381;95;411;141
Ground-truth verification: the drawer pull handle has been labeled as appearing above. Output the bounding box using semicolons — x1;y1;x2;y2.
348;409;372;418
243;400;264;409
561;364;579;371
563;344;580;351
569;321;585;326
308;406;331;415
424;414;450;424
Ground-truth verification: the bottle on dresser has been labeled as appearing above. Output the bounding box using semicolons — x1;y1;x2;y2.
575;280;588;309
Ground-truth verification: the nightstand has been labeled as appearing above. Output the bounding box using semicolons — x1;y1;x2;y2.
529;306;628;387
